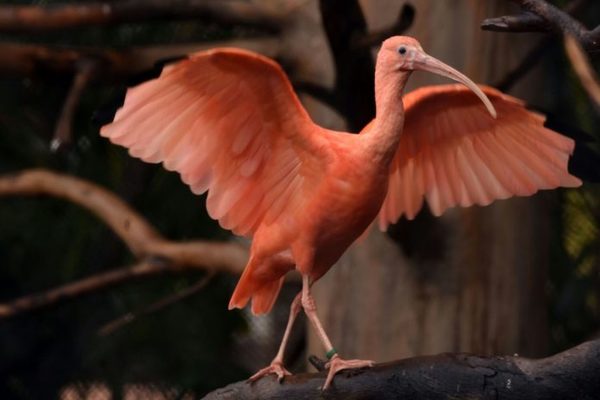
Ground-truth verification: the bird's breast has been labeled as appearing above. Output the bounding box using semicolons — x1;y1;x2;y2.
302;152;389;273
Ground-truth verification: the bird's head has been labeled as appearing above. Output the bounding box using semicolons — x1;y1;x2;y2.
379;36;496;118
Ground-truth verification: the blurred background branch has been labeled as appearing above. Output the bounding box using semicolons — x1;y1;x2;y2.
0;260;175;319
51;59;99;151
564;34;600;108
482;0;599;51
98;272;216;336
0;39;280;79
0;0;283;33
352;3;415;49
0;169;248;318
487;0;594;91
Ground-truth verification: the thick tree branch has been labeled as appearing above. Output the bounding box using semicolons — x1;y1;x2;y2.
0;0;282;33
352;4;415;49
482;0;599;51
315;0;413;131
203;339;600;399
0;169;161;255
319;0;375;131
0;169;249;267
293;81;340;113
316;0;413;131
0;169;249;318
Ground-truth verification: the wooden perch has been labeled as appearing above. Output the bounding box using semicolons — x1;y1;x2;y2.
0;169;248;318
0;0;282;33
203;338;600;399
482;0;599;51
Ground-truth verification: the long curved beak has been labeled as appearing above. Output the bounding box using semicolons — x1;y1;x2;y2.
412;52;497;118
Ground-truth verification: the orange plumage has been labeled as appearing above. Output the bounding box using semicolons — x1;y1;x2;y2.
100;36;581;388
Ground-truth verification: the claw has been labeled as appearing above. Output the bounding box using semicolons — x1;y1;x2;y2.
248;360;292;383
322;355;374;390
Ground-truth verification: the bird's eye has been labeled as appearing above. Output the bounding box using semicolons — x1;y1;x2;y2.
398;46;407;55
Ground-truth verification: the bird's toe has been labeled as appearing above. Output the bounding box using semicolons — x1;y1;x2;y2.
322;355;374;390
248;361;292;383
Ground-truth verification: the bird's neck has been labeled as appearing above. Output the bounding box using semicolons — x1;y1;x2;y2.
362;69;409;166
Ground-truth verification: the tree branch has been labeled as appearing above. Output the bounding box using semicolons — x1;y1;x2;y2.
293;81;340;113
0;260;166;318
482;10;549;32
51;59;99;151
486;0;591;91
564;34;600;108
0;169;162;255
0;39;280;79
482;0;599;51
0;242;245;319
0;0;283;33
98;272;215;336
203;339;600;399
318;0;375;131
493;37;550;91
352;4;415;49
0;169;249;266
0;169;249;318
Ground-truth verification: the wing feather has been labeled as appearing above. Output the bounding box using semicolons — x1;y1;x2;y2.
101;48;327;237
378;84;581;230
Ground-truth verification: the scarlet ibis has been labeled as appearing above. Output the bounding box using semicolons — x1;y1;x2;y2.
100;36;581;389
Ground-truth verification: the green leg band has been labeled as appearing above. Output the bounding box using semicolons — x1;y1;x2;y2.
325;348;337;360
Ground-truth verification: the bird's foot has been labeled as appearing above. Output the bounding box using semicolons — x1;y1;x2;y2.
248;360;292;383
323;355;374;390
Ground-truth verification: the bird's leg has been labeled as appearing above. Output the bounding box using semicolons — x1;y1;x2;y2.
301;275;374;390
248;292;302;383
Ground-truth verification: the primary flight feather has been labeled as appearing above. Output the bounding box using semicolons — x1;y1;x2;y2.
100;36;581;389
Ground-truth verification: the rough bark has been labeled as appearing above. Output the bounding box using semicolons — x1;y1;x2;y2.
203;338;600;399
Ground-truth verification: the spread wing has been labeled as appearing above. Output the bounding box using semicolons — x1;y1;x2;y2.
101;48;327;237
378;84;582;230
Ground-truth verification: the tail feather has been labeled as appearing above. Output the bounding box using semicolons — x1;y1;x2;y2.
228;258;256;311
228;255;290;315
251;277;284;315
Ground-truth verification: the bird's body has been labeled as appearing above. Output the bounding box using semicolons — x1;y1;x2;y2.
100;36;581;388
237;128;393;310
